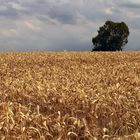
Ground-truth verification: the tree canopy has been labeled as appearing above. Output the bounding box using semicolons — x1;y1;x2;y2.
92;21;129;51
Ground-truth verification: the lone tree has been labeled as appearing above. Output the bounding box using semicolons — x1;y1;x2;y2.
92;21;129;51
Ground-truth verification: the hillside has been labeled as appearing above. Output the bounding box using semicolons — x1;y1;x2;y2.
0;52;140;140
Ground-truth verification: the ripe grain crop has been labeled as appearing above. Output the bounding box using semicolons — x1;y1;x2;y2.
0;52;140;140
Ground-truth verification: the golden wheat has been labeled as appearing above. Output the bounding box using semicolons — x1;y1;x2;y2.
0;52;139;140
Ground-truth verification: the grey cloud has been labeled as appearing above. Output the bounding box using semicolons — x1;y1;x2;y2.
0;2;20;19
0;7;18;19
47;4;78;24
121;3;140;9
0;0;140;51
0;0;122;25
115;1;140;9
18;0;79;25
128;18;140;30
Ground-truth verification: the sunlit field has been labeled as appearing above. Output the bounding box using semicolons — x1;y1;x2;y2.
0;52;140;140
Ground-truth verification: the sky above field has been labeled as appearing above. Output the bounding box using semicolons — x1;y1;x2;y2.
0;0;140;51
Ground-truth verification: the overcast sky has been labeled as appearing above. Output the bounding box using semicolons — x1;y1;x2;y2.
0;0;140;51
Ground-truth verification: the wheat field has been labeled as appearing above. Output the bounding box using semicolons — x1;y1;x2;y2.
0;52;140;140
